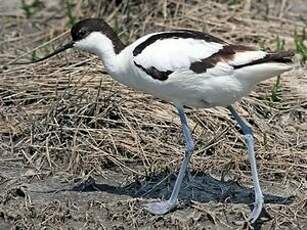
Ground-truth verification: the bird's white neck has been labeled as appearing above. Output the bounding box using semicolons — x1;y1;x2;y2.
95;38;120;74
75;32;126;79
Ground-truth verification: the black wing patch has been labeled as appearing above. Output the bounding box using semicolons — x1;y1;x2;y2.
134;61;173;81
133;30;226;56
189;45;240;73
190;45;294;74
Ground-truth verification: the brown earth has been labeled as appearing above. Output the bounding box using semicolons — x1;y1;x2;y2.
0;1;307;229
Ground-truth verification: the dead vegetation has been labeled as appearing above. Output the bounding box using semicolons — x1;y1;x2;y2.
0;0;306;229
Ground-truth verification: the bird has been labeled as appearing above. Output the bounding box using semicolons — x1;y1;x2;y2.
24;18;294;223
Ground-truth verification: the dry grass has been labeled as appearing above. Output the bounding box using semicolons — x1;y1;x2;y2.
0;0;307;229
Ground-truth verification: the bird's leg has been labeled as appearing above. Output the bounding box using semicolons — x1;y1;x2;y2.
143;105;194;215
227;105;264;223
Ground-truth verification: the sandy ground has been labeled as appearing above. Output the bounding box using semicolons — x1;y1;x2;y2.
0;1;307;229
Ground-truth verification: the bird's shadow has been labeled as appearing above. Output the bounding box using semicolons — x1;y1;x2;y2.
65;171;293;206
41;171;294;229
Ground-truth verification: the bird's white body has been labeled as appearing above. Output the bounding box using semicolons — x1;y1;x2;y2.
75;31;292;108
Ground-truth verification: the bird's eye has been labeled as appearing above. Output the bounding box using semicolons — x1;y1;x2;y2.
78;29;87;38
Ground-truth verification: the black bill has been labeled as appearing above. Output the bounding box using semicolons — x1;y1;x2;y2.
16;41;74;64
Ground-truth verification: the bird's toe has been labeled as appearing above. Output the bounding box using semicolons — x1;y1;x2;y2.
143;200;176;215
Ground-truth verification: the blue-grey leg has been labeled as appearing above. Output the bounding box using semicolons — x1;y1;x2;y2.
143;105;194;214
227;105;264;223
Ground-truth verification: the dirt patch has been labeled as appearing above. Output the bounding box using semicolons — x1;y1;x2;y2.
0;0;307;229
0;163;302;229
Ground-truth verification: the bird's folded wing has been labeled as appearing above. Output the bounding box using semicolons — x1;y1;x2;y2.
133;32;227;75
132;31;293;81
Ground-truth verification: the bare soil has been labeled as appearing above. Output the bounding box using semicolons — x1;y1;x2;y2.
0;1;306;229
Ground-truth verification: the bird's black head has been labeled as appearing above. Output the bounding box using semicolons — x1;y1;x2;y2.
26;18;124;64
71;18;116;42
